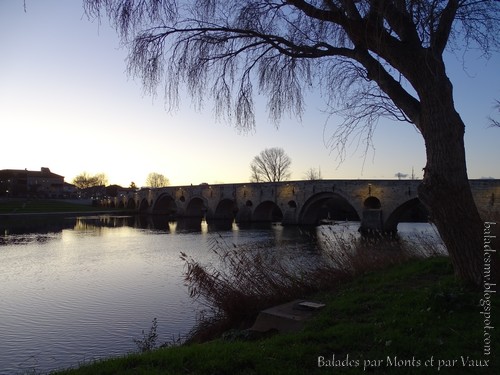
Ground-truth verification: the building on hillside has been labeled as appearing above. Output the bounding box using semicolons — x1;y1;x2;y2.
0;167;65;198
63;182;79;198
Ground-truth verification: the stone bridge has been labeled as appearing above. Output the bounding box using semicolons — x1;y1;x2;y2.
109;179;500;233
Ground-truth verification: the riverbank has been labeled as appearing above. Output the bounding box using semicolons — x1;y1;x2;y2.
54;256;498;374
0;198;127;215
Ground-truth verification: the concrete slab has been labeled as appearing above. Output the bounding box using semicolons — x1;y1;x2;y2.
250;299;325;333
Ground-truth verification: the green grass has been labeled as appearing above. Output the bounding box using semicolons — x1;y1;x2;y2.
0;199;120;214
54;257;499;374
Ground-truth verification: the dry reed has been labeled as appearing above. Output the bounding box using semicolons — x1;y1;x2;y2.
181;227;445;342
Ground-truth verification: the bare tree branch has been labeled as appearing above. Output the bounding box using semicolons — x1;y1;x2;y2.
82;0;499;156
489;99;500;128
432;0;459;54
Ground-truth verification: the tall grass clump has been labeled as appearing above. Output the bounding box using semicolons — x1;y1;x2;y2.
181;227;445;342
315;225;446;274
133;318;159;353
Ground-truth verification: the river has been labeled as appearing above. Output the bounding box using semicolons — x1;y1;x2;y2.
0;214;442;374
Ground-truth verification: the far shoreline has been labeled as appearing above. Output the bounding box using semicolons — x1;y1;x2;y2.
0;198;134;217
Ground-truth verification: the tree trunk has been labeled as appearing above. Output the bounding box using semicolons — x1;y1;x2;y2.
417;75;485;287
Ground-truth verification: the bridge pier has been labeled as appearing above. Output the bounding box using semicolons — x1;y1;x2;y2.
359;209;383;234
282;208;298;225
235;206;252;222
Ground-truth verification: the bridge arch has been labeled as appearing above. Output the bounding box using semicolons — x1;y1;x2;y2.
384;198;430;231
139;198;149;212
364;196;381;209
253;200;283;222
214;199;238;220
127;199;136;210
152;193;177;215
299;192;360;225
185;196;208;218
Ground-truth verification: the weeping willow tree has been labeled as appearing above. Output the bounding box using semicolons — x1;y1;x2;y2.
84;0;499;286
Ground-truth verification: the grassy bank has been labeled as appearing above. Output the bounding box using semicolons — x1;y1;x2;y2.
0;199;119;214
55;256;498;374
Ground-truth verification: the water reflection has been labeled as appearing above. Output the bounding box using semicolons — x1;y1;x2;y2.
73;215;137;230
0;215;209;239
0;214;295;237
0;215;74;237
1;214;442;250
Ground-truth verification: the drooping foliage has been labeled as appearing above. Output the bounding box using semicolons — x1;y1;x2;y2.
84;1;498;149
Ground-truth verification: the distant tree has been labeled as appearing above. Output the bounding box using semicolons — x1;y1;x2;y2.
93;173;108;187
73;172;108;189
410;167;417;180
146;172;170;188
395;172;408;180
250;148;291;183
304;167;322;180
72;172;91;189
84;0;500;285
130;182;138;189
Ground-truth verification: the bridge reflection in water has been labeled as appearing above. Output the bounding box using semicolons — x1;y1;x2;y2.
105;179;499;234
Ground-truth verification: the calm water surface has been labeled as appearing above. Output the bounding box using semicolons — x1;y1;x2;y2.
0;215;441;374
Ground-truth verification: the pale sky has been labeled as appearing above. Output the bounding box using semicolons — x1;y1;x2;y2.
1;1;499;187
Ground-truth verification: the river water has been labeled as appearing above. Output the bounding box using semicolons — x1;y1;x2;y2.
0;215;442;374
